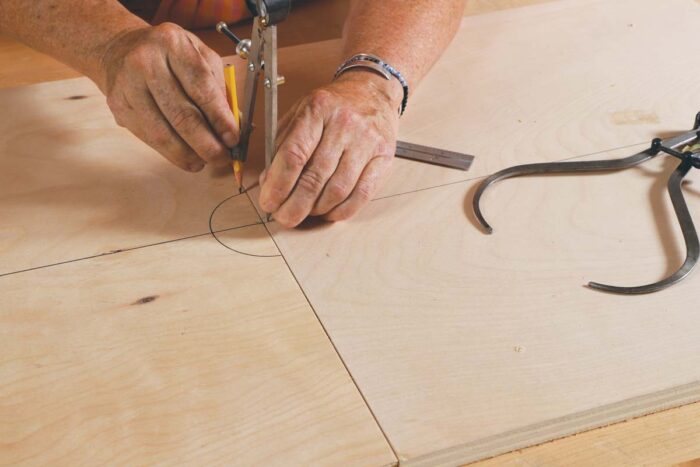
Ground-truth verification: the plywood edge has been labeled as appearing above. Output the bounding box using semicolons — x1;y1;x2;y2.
401;380;700;467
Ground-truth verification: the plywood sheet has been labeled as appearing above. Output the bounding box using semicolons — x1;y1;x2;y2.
0;51;395;466
0;76;259;276
254;0;700;463
7;0;699;276
269;148;700;464
3;0;700;464
240;0;700;202
0;228;396;466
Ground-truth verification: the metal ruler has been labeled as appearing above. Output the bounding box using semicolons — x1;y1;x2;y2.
395;140;475;171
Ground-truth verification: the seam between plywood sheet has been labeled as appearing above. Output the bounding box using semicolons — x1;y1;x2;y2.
0;137;651;281
401;380;700;467
254;192;402;465
0;187;400;465
0;222;265;279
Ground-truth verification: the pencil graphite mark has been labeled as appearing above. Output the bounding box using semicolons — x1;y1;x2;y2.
208;193;281;258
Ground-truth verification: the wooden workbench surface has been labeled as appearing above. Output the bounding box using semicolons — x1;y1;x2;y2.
2;0;700;465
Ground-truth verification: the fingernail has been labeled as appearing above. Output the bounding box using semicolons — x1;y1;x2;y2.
189;162;205;172
222;131;237;147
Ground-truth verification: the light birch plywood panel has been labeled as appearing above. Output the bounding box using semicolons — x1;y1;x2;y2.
6;0;699;275
265;146;700;464
0;76;259;276
0;228;396;466
239;0;700;201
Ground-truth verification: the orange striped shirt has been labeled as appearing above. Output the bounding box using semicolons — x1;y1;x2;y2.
153;0;251;29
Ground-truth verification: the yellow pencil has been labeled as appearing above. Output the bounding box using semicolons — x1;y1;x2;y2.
223;64;243;193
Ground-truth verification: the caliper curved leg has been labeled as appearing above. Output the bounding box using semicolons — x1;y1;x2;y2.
472;125;700;294
588;160;699;294
472;150;658;234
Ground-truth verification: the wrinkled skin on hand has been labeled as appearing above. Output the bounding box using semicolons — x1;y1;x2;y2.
100;23;400;227
259;71;402;228
100;23;239;172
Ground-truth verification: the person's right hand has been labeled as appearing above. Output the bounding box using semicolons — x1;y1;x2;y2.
98;23;238;172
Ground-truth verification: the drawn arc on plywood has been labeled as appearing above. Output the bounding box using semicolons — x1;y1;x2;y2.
208;193;281;258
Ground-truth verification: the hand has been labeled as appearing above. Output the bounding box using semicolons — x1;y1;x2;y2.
98;23;238;172
259;71;402;228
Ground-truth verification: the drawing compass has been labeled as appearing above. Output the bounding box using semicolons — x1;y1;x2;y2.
217;0;290;202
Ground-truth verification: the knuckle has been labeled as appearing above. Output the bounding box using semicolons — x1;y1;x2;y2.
282;143;309;170
260;184;288;211
186;54;213;79
364;127;382;142
376;141;396;158
259;197;278;213
154;22;183;45
335;108;358;126
327;180;352;200
354;180;374;201
150;127;172;148
296;168;326;194
309;89;332;111
170;106;202;132
200;144;226;164
190;81;219;106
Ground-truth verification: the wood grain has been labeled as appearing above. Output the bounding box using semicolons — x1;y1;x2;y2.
0;229;396;466
256;0;700;463
235;0;700;207
0;75;260;276
270;147;700;464
3;0;700;464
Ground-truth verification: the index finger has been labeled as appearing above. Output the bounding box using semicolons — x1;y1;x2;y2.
169;35;239;148
258;106;323;214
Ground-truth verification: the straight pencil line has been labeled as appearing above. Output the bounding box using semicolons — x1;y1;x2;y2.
373;141;648;202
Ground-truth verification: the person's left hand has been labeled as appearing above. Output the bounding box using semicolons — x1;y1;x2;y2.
258;71;402;228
